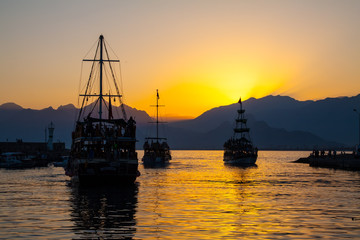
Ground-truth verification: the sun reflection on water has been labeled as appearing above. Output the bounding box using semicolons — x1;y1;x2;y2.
135;151;360;239
0;151;360;239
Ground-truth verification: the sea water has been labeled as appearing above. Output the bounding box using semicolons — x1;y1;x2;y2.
0;151;359;239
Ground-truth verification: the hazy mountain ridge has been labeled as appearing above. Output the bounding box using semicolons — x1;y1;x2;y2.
245;95;360;145
0;102;24;110
167;94;360;148
0;94;356;149
0;103;152;147
164;115;340;150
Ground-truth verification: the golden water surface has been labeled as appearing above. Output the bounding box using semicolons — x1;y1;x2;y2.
0;151;359;239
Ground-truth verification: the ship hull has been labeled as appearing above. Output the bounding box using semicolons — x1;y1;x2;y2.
142;154;171;167
66;157;139;185
223;155;257;165
77;174;138;185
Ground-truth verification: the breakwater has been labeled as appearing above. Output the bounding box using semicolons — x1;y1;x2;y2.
295;153;360;171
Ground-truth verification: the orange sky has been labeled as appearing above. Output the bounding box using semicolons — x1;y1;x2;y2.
1;1;360;119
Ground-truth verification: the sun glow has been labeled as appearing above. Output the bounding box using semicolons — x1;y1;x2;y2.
1;1;360;116
132;66;288;119
129;43;294;118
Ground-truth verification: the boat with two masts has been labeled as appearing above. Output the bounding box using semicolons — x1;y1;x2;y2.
223;98;258;165
65;35;139;184
142;90;171;166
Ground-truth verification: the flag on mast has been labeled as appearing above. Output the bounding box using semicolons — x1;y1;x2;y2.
157;89;160;99
238;97;241;104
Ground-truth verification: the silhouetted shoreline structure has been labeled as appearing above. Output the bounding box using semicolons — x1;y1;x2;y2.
0;139;65;154
0;140;66;168
295;147;360;171
0;121;67;168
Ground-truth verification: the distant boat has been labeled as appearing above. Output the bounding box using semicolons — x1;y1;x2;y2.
65;35;139;184
223;98;258;165
142;89;171;166
52;156;69;168
0;152;26;168
0;152;36;168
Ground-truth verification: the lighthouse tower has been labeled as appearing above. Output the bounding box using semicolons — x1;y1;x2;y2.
47;122;54;151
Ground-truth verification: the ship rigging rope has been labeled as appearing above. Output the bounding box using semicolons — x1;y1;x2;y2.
102;66;121;119
78;41;100;121
103;68;119;118
82;41;100;97
103;99;109;112
104;41;127;121
117;61;125;119
81;59;100;118
101;55;119;119
88;69;101;115
103;66;114;95
77;61;83;108
88;98;100;118
83;38;99;60
80;65;98;118
104;38;125;100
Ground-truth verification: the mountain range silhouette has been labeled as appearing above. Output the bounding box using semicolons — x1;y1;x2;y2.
1;94;359;150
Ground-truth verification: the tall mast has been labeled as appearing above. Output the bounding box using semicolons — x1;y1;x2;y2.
148;89;166;142
233;97;249;138
99;35;104;121
156;89;159;141
81;35;121;121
